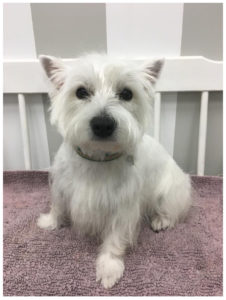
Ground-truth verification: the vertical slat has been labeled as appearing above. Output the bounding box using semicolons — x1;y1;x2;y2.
197;91;209;175
154;92;161;141
18;93;31;170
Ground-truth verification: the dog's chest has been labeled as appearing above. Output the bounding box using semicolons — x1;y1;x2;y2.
62;159;141;234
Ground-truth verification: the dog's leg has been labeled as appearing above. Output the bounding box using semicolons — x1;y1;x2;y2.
96;205;140;289
37;207;58;230
37;202;69;230
96;232;127;289
37;174;70;230
150;172;191;232
150;213;173;232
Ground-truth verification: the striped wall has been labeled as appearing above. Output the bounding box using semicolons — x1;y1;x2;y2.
3;3;223;175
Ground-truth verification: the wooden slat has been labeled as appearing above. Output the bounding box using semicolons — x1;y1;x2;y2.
197;91;209;176
154;92;161;141
18;93;32;170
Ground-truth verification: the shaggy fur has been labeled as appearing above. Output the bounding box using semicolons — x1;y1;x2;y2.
37;54;191;289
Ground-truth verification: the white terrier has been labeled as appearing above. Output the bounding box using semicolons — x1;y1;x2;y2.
37;54;191;289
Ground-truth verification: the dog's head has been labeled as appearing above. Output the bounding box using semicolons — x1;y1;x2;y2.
40;54;163;155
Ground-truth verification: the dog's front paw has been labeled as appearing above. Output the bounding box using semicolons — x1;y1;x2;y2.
96;253;124;289
150;215;172;232
37;213;57;230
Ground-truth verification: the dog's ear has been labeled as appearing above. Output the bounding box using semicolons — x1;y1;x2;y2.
143;59;164;85
39;55;67;90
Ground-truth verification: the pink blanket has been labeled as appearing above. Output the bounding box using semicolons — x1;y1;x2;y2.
3;171;222;296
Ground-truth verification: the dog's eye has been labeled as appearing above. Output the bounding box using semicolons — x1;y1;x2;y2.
76;87;89;99
119;88;133;101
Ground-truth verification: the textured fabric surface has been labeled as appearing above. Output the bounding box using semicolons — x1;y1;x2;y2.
3;171;223;296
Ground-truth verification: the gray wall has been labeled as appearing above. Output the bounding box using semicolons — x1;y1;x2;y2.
174;3;223;175
180;4;223;60
31;3;107;57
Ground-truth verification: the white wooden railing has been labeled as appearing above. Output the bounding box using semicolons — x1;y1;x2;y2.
3;57;223;175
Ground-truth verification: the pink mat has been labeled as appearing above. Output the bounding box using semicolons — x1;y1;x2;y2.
3;171;222;296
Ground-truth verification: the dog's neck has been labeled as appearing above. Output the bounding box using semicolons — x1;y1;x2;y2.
75;146;123;162
74;144;135;165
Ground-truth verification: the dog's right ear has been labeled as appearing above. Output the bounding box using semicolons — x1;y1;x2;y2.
39;55;67;91
143;59;165;85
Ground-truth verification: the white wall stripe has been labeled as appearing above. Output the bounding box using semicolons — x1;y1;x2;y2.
3;3;36;59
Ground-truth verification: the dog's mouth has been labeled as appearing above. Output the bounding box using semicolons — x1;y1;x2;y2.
91;135;116;143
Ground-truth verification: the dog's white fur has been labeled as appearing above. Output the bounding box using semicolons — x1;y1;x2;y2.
37;54;191;289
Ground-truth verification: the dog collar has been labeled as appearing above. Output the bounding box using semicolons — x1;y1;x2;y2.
76;147;123;162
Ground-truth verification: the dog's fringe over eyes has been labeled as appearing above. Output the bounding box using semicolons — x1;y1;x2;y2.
37;53;191;289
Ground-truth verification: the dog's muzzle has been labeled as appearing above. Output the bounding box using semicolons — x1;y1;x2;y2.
90;115;117;138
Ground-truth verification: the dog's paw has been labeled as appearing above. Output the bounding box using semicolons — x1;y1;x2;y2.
96;253;124;289
150;215;172;232
37;213;57;230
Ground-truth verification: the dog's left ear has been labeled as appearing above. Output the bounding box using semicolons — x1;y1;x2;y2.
143;59;164;85
39;55;67;90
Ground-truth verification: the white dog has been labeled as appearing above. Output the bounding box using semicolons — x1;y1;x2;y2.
37;54;191;289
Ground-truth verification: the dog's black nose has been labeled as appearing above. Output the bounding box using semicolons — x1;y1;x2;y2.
90;115;116;138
